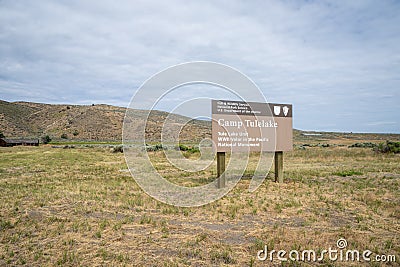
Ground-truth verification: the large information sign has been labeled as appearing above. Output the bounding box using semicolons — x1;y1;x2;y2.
212;100;293;152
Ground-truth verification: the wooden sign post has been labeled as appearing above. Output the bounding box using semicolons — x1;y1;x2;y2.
274;151;283;183
217;152;226;189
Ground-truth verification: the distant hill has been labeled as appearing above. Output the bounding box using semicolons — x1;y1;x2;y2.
1;100;399;143
0;100;210;142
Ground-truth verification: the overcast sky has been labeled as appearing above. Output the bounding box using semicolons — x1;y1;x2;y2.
0;0;399;133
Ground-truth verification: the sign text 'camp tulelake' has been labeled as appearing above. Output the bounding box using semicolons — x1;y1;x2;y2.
212;100;293;152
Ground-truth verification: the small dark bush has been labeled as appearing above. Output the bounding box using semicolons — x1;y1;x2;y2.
333;170;363;177
146;144;165;152
176;144;200;153
374;141;400;154
61;133;68;139
189;146;200;153
0;131;4;138
112;145;124;153
349;142;377;148
177;144;189;151
73;130;79;136
154;144;164;151
41;135;52;144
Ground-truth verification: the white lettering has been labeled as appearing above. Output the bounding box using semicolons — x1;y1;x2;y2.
217;119;243;129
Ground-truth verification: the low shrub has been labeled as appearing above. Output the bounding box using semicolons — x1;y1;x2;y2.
374;141;400;154
112;145;124;153
333;170;363;177
349;142;377;148
146;144;165;152
176;144;200;153
41;135;52;144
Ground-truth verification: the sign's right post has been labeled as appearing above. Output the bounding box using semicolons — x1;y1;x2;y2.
274;151;284;183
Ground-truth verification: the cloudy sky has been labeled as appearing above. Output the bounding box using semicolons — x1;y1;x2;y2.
0;0;399;133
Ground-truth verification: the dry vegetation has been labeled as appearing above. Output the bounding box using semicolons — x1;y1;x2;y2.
0;140;399;266
0;100;210;142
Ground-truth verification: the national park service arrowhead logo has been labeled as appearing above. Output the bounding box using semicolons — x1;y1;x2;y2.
283;106;289;117
273;106;281;116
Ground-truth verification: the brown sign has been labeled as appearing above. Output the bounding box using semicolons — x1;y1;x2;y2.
212;100;293;152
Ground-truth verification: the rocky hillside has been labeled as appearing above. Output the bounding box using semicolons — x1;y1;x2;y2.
0;100;210;142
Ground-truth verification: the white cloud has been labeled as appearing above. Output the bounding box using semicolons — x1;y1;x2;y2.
0;0;399;132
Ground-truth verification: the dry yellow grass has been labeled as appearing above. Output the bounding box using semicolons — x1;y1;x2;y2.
0;144;399;266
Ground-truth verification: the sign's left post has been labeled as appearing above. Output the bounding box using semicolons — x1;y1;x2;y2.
217;152;226;188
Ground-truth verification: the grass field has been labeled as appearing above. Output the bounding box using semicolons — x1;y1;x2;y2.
0;143;399;266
